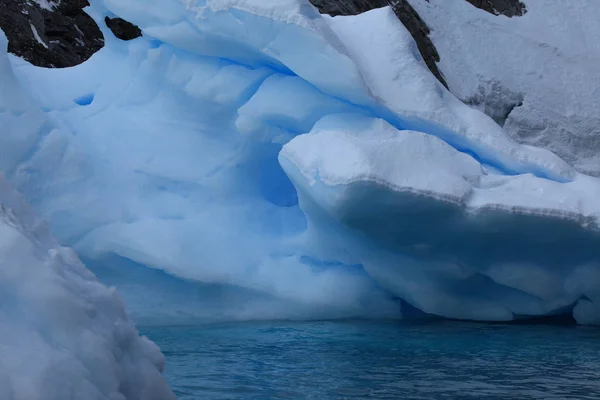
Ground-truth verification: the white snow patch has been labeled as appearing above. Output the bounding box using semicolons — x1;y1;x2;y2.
32;0;58;11
29;23;48;49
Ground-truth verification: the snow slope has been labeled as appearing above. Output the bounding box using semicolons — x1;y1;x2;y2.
2;0;599;325
408;0;600;177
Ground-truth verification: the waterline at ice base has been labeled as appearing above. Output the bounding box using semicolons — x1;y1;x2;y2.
3;0;600;325
0;0;600;400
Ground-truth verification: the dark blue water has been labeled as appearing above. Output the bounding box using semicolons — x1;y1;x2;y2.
141;321;600;399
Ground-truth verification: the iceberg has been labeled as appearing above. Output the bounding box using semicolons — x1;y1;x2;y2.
1;0;599;327
0;173;174;399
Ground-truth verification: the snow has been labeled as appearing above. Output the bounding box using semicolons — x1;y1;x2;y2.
0;0;599;333
408;0;600;177
32;0;59;11
324;6;576;182
280;115;481;200
29;23;48;49
0;177;174;399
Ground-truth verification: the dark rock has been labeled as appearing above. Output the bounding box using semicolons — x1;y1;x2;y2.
0;0;104;68
309;0;388;16
465;0;526;17
310;0;448;88
309;0;527;89
105;17;142;41
388;0;447;88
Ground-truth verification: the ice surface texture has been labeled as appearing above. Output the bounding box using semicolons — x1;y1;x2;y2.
2;0;600;325
0;174;174;398
408;0;600;177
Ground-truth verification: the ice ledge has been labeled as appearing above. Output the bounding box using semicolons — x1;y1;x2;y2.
280;115;600;323
280;114;600;232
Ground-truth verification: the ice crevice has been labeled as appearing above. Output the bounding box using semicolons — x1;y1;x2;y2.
1;0;600;325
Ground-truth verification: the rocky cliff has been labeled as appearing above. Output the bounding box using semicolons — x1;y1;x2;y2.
0;0;103;67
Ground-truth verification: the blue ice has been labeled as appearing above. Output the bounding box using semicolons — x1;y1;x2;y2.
1;0;599;327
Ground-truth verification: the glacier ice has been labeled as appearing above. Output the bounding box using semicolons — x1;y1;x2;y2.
0;175;174;399
1;0;599;327
281;114;600;322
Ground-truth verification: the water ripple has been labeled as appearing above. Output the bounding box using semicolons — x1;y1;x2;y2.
141;321;600;399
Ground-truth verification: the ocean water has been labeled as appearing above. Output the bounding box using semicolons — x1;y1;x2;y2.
141;321;600;399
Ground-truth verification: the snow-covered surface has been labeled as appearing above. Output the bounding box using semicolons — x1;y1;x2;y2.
1;0;599;329
408;0;600;176
281;114;597;219
0;174;174;399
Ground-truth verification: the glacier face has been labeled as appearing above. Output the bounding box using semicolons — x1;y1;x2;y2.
1;0;600;326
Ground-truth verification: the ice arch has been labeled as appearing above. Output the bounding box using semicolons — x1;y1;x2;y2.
1;0;599;324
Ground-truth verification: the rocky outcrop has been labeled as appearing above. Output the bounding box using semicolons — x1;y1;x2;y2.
310;1;526;88
105;17;142;41
465;0;526;17
388;0;447;88
309;0;387;16
0;0;104;68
